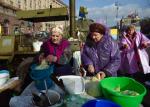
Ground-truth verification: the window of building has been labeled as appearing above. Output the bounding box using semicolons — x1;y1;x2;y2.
30;0;32;8
10;0;13;5
38;0;41;8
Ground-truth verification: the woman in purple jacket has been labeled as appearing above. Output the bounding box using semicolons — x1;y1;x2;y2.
81;23;121;78
119;25;150;76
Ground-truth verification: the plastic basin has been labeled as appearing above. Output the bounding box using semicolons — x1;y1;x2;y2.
100;77;146;107
82;99;121;107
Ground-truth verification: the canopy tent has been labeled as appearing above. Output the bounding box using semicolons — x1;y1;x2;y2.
16;7;69;22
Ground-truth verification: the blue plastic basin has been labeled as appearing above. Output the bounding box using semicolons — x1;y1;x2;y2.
82;99;121;107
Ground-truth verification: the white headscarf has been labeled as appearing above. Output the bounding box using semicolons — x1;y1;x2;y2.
51;25;64;35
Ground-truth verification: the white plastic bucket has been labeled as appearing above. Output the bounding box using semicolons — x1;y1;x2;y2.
32;41;43;52
58;75;85;94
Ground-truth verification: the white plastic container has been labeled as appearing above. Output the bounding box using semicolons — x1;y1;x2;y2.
32;41;43;52
58;75;85;94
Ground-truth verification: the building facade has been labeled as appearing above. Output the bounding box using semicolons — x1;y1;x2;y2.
0;0;67;35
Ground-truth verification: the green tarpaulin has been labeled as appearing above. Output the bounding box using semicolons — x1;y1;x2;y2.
16;7;69;22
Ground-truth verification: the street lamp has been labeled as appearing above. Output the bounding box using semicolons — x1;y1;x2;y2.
115;1;119;20
115;1;120;29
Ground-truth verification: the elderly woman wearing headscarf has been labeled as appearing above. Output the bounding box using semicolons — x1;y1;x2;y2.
36;25;74;76
81;23;121;79
9;26;73;107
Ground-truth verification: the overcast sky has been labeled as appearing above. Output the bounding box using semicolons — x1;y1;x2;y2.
63;0;150;26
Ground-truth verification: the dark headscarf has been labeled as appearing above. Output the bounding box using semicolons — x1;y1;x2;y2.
89;23;106;35
86;23;107;47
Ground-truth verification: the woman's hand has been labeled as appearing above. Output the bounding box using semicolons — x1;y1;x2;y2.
46;55;57;63
120;44;128;50
96;71;106;79
140;42;148;49
123;44;128;49
88;64;95;73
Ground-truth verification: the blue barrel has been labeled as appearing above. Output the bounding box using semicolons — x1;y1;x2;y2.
82;99;121;107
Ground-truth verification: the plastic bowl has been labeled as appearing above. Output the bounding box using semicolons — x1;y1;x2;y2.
58;75;85;94
82;99;121;107
0;70;10;86
100;77;146;107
